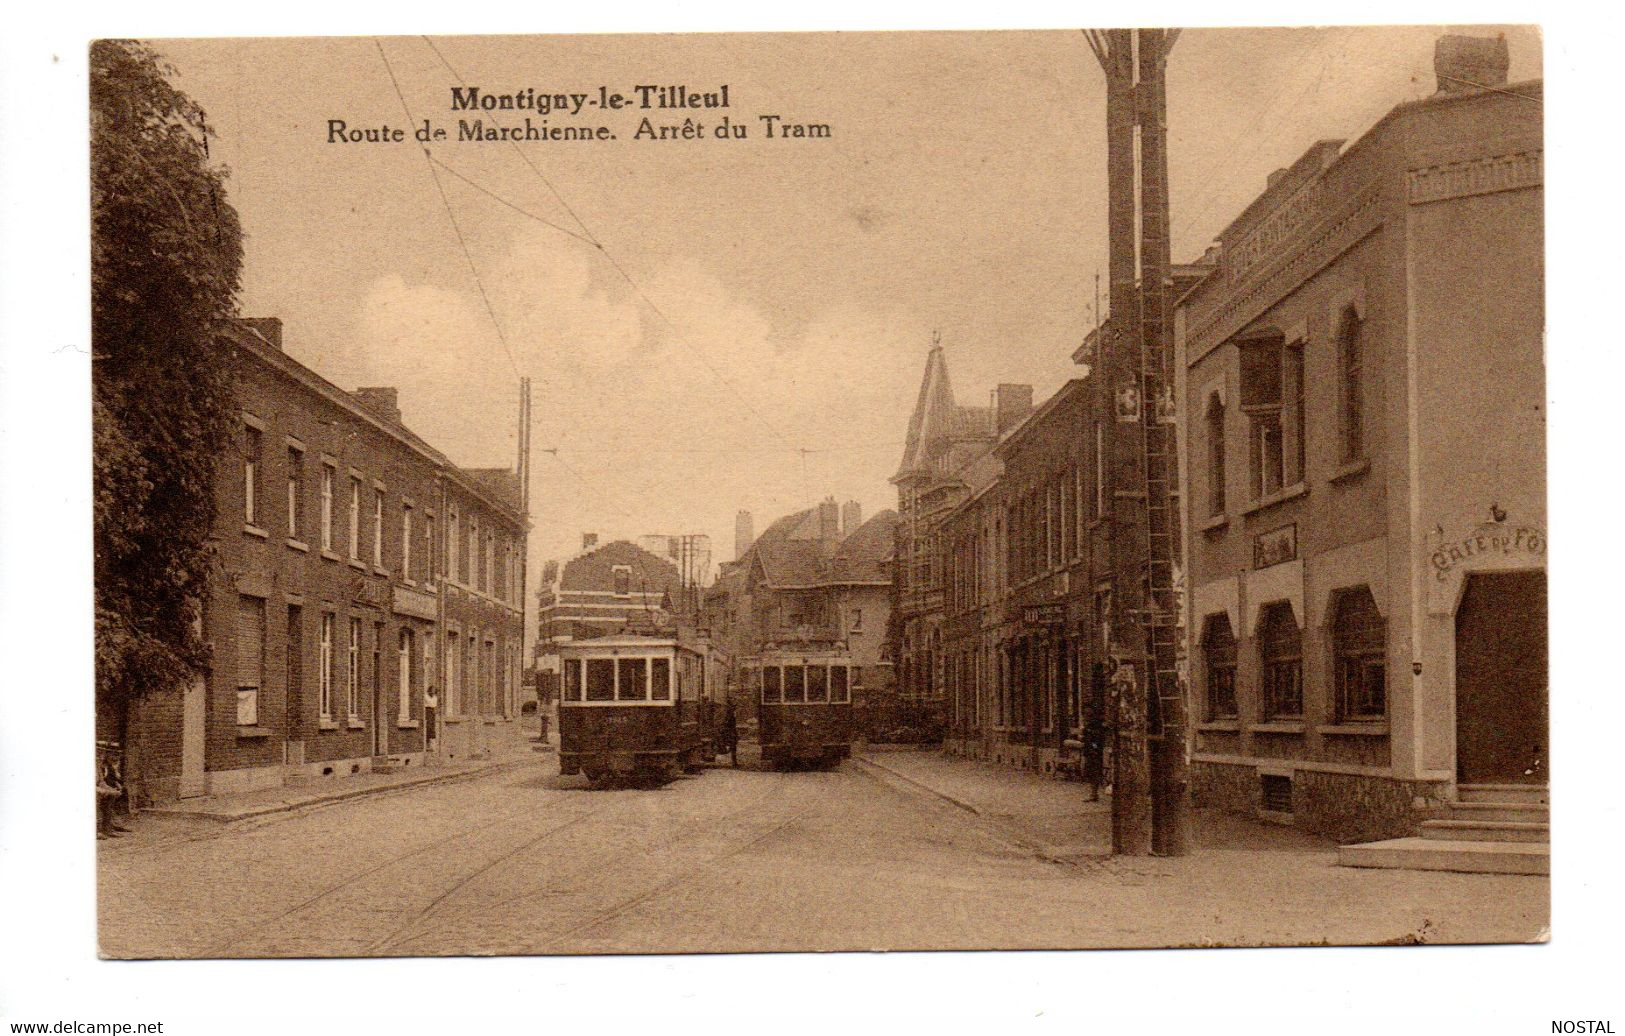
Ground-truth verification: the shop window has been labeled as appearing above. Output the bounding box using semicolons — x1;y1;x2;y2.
1337;307;1365;463
1333;586;1386;721
1257;602;1302;718
1201;613;1238;720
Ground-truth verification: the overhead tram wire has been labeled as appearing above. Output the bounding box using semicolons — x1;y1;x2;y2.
408;36;799;452
429;154;598;249
374;38;523;383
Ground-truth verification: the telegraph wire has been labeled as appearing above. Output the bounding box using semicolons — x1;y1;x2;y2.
429;154;599;248
375;38;523;383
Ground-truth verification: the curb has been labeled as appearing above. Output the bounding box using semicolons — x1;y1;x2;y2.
145;757;532;824
853;755;982;816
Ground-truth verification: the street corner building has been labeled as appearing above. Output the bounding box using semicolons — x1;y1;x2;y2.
1175;39;1545;856
123;317;529;802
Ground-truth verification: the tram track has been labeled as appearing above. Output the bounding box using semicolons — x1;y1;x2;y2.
368;769;807;955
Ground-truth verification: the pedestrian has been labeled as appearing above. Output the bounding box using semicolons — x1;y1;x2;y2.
722;698;739;768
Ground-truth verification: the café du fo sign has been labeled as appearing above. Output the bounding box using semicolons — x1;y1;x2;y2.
1426;509;1546;613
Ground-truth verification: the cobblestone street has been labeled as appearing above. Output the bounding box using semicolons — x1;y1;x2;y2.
98;746;1548;957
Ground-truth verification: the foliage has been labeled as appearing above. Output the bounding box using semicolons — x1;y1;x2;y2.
92;39;242;713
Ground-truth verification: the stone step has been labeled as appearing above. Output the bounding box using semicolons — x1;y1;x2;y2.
1457;783;1548;805
1421;818;1549;843
1338;837;1548;876
1448;800;1548;823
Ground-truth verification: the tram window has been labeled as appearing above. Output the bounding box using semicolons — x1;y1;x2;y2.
586;658;615;701
830;665;849;703
651;657;671;700
564;659;583;702
807;664;829;702
762;666;782;703
617;657;648;701
784;665;806;703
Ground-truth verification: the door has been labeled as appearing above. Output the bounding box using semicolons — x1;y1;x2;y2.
1455;570;1547;784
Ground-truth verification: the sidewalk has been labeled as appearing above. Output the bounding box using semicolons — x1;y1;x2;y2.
856;747;1113;858
144;726;553;824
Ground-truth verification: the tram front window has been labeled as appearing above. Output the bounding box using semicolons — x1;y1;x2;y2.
783;665;806;703
762;666;782;703
650;657;671;701
830;665;850;703
586;658;615;701
807;664;829;702
564;659;583;702
617;657;648;701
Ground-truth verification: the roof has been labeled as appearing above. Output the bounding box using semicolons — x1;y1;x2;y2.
892;345;997;484
559;539;684;597
745;508;898;589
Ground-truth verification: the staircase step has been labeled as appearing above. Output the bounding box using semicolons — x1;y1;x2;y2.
1448;801;1548;823
1338;837;1548;876
1421;818;1549;843
1458;783;1548;805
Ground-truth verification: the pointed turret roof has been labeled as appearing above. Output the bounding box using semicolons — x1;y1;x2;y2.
892;343;994;484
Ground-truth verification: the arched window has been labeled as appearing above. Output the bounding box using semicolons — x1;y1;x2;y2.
1205;393;1227;517
1333;586;1386;721
1200;613;1238;720
1337;307;1364;463
1257;602;1302;718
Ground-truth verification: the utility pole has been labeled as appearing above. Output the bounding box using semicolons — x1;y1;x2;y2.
1085;26;1190;857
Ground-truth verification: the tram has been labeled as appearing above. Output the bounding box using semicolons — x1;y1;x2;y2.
558;634;724;787
750;649;856;770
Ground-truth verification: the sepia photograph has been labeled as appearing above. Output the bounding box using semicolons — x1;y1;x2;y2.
9;4;1617;1030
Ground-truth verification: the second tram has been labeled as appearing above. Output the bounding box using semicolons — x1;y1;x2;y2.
751;649;856;770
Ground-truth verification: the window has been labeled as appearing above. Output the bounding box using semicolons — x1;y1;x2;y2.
616;657;647;702
348;477;362;560
398;629;414;720
1240;334;1305;499
464;518;477;586
401;505;414;582
1337;307;1365;463
586;658;615;701
613;565;631;597
830;665;850;704
650;657;671;701
236;596;264;725
850;608;863;632
372;489;384;568
783;665;806;703
1093;421;1106;517
448;510;460;582
762;665;782;704
320;465;335;552
243;423;263;527
319;613;334;719
1205;394;1227;517
424;514;436;581
1333;587;1386;721
1258;602;1303;718
807;664;829;703
1200;613;1238;720
286;445;304;539
446;631;460;714
564;658;583;702
347;617;362;719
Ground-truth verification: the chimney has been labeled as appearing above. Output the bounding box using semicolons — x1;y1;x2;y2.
239;316;283;351
734;510;754;560
1434;33;1510;93
818;497;840;542
351;387;401;425
841;500;862;538
582;532;598;550
995;383;1034;435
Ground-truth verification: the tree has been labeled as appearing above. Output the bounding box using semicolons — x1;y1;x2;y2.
92;39;242;784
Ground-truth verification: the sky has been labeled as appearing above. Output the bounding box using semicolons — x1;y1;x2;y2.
154;26;1540;585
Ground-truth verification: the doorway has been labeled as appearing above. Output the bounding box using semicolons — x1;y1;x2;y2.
1455;570;1547;784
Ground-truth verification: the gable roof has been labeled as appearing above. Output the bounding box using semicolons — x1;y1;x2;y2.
745;507;898;589
559;539;683;597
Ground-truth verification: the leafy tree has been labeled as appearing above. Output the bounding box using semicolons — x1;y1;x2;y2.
92;39;242;774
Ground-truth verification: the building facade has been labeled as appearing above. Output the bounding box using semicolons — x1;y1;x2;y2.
124;318;528;802
1177;59;1543;841
891;345;1031;726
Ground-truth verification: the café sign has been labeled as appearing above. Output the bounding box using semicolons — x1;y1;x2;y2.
1022;604;1065;627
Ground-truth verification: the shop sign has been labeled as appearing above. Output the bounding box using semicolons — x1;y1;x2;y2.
1023;603;1065;627
1430;519;1545;582
393;584;437;620
1253;524;1297;570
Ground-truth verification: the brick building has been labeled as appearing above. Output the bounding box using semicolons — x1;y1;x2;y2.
124;318;527;802
1177;41;1544;846
891;344;1030;722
